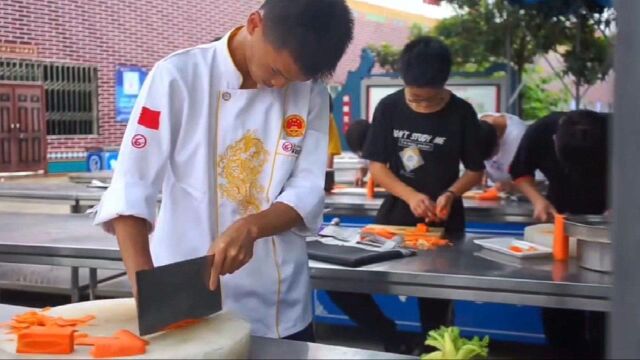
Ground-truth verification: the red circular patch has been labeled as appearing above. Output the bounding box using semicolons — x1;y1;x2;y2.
283;115;306;138
131;134;147;149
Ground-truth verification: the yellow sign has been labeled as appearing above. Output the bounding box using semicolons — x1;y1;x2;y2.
0;44;38;58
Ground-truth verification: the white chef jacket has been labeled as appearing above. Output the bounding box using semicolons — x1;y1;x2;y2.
480;112;528;183
94;29;329;338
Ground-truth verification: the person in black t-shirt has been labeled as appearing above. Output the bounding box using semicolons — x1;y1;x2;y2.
510;110;608;358
510;110;608;221
363;37;485;232
328;37;485;355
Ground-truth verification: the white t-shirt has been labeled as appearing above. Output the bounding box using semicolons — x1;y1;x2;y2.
482;113;528;183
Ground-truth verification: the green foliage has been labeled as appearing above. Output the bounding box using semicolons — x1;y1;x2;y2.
366;42;401;72
521;66;571;121
421;326;490;360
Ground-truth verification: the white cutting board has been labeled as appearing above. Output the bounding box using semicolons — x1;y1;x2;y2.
474;238;552;258
0;298;250;359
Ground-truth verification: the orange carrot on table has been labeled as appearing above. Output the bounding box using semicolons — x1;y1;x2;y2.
90;337;146;359
76;329;148;358
16;326;75;355
162;319;203;332
477;187;500;200
553;214;569;261
509;245;524;253
416;223;428;233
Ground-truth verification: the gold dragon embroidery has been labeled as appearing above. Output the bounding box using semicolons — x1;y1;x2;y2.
217;130;269;216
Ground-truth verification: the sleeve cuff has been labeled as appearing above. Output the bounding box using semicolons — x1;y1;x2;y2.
275;186;325;236
92;180;159;235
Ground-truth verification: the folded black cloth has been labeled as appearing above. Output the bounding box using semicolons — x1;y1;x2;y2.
307;240;415;268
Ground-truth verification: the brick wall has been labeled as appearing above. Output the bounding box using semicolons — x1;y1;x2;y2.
1;0;423;154
1;0;262;153
333;8;416;82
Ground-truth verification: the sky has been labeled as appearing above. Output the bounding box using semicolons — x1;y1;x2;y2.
359;0;457;19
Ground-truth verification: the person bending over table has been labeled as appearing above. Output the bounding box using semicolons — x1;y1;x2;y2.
510;110;609;357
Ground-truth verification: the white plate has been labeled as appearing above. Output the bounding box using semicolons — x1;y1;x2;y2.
473;238;552;258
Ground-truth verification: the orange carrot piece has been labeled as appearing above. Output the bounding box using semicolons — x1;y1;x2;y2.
114;329;149;346
75;336;108;346
509;245;524;253
16;326;75;355
90;338;146;359
416;223;428;233
162;319;203;332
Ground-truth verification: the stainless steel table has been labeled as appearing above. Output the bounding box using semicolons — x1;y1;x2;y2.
0;182;104;213
325;194;536;223
0;212;611;311
0;304;413;359
0;182;535;223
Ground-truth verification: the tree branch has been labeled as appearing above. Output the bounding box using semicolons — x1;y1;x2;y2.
541;53;575;97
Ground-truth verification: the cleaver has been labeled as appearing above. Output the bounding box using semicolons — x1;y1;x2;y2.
135;254;222;336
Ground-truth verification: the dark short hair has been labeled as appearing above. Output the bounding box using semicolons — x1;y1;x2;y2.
399;36;452;87
261;0;354;80
478;120;499;161
555;110;609;171
346;120;370;154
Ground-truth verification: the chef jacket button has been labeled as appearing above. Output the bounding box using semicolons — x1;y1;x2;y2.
222;92;232;101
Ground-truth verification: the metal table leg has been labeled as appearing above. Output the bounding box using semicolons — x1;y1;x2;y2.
70;267;80;302
71;199;81;214
89;268;98;300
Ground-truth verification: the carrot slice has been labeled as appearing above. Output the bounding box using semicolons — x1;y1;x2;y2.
509;245;524;253
477;187;500;200
75;336;106;346
416;223;428;233
90;337;146;359
162;319;203;332
114;329;149;346
16;326;75;355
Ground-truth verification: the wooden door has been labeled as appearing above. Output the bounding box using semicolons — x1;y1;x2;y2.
0;84;47;173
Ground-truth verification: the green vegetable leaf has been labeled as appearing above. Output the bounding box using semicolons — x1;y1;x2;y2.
422;327;490;360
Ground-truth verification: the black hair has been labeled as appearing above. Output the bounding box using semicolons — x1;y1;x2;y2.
261;0;354;80
399;36;452;87
555;110;609;172
346;120;370;154
478;120;499;161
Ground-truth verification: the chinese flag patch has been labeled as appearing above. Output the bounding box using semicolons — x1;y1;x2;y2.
138;106;160;130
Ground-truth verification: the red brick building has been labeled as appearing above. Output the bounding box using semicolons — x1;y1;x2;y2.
0;0;436;174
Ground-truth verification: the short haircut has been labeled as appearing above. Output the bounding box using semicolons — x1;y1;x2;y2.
478;120;499;161
555;110;609;171
399;36;452;87
261;0;354;80
345;120;370;154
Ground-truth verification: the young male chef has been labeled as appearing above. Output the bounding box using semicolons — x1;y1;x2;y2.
93;0;353;341
510;110;609;357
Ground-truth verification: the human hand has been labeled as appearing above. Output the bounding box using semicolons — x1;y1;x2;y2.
406;192;437;220
208;219;257;290
532;198;557;222
435;192;455;221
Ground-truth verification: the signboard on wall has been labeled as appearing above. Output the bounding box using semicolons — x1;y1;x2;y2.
0;44;38;58
363;77;506;121
115;65;148;122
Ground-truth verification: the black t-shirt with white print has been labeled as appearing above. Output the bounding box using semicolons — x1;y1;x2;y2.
362;89;485;232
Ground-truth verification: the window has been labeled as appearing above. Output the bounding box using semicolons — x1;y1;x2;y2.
0;59;98;136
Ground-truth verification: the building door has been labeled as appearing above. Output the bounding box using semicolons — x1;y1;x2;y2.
0;84;47;173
